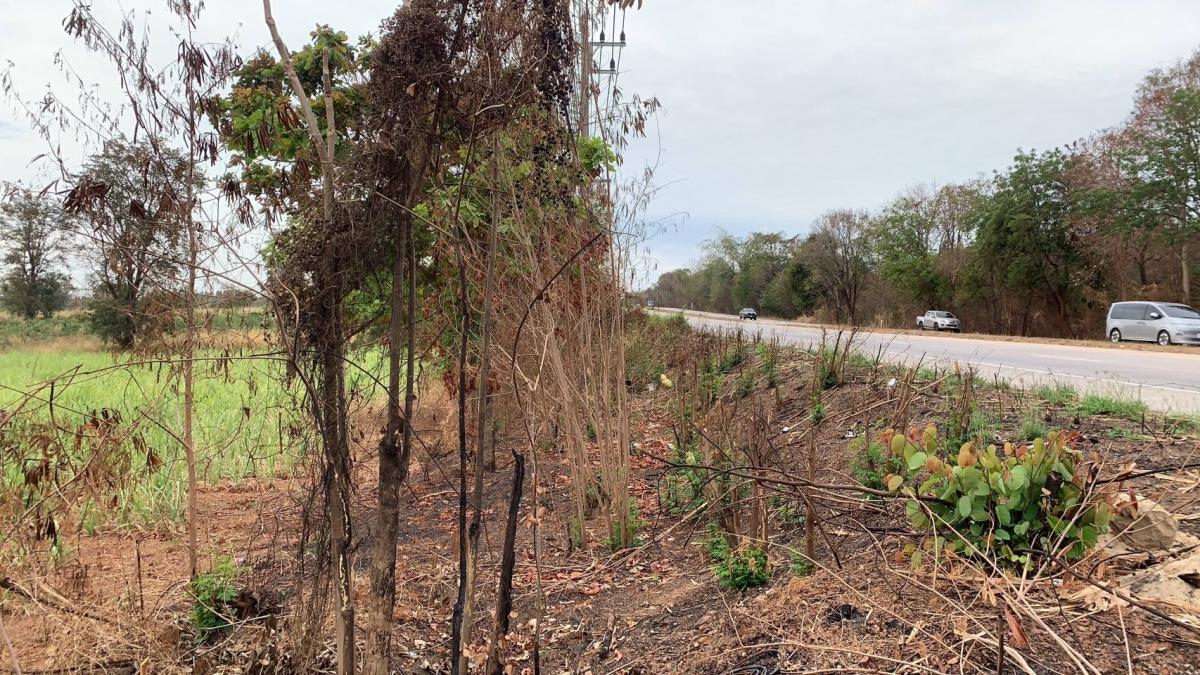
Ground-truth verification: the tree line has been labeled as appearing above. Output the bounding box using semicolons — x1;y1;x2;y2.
646;49;1200;338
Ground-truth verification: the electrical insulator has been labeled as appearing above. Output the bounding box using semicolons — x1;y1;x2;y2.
600;30;605;42
609;58;616;70
620;30;626;42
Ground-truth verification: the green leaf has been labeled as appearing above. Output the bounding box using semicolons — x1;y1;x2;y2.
886;474;904;492
957;494;972;519
907;451;928;472
997;505;1011;526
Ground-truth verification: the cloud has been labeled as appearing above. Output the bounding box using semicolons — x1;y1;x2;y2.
615;0;1200;279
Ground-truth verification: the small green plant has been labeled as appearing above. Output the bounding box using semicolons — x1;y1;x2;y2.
1018;409;1048;441
705;527;770;590
1035;382;1078;406
1072;394;1147;421
849;435;904;492
848;350;880;370
190;558;240;643
735;370;755;398
755;343;778;388
604;498;646;551
661;440;708;514
886;426;1111;570
789;551;815;576
1104;426;1142;441
769;495;804;529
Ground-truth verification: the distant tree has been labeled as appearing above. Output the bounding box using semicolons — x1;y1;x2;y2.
1116;49;1200;304
65;139;195;348
964;150;1098;337
0;188;71;318
872;185;951;310
803;209;872;323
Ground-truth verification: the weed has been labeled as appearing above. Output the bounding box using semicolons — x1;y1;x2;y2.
1035;382;1078;406
756;343;778;388
789;552;815;576
705;526;769;590
735;370;755;398
604;498;645;551
660;440;708;514
190;558;240;643
1104;426;1142;441
849;436;903;492
1019;409;1048;441
1072;394;1147;422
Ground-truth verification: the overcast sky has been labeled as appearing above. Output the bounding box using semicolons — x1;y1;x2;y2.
4;1;1200;287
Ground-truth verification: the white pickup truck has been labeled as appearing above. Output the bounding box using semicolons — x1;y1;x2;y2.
916;310;961;332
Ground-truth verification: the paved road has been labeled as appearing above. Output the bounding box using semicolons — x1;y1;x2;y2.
658;309;1200;414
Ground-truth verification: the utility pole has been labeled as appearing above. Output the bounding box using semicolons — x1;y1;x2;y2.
578;0;627;139
578;0;591;139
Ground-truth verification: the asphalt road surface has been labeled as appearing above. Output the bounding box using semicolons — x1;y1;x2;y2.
658;309;1200;414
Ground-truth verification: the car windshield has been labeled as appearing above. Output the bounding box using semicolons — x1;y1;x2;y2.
742;308;755;312
934;312;955;318
1163;304;1200;319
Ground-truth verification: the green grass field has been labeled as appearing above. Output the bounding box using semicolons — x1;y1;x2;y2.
1;337;386;528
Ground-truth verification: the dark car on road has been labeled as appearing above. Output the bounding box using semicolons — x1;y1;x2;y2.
739;307;757;320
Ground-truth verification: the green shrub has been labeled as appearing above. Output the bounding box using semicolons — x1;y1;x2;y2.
849;435;904;492
661;440;708;514
756;343;778;388
735;370;755;398
705;527;769;590
789;552;815;576
604;498;645;551
190;558;240;643
887;426;1110;570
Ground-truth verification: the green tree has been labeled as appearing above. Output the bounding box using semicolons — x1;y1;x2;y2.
1115;51;1200;304
0;189;71;318
872;186;951;310
964;150;1097;337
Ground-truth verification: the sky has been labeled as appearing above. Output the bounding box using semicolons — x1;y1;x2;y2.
4;1;1200;287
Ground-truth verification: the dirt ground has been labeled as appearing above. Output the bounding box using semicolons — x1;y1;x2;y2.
4;343;1200;674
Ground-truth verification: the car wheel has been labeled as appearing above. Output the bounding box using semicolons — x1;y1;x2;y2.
1109;328;1121;343
1158;330;1171;346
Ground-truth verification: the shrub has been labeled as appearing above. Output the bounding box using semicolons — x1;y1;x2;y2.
789;552;815;576
735;370;755;398
705;527;770;590
849;435;903;492
755;343;778;388
661;440;708;514
190;558;240;643
886;426;1110;570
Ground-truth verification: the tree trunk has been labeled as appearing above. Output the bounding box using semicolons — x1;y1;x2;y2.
365;216;409;674
1183;240;1191;305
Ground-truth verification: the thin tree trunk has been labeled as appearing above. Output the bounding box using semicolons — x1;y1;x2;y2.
262;5;354;672
1183;240;1191;305
457;136;502;674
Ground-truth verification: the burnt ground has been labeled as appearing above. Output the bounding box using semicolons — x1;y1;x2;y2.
4;339;1200;674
